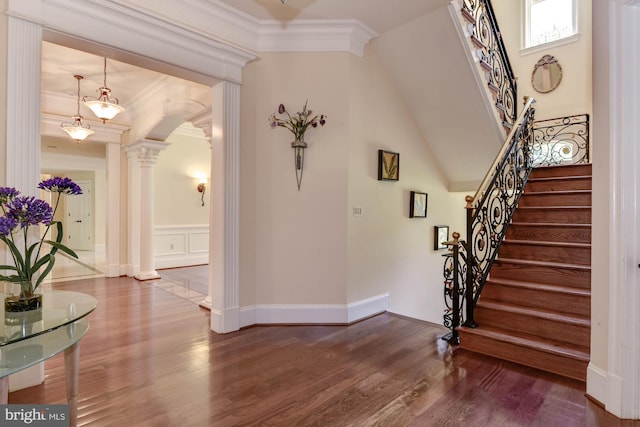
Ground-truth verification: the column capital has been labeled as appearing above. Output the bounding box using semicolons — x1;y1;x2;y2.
188;107;213;144
124;139;170;166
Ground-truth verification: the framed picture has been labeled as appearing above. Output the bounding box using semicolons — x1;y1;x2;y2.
378;150;399;181
434;225;449;250
410;191;428;218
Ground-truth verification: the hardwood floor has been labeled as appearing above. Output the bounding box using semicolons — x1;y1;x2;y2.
8;275;631;426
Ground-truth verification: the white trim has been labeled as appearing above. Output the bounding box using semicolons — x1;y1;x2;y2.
519;33;581;56
522;0;578;51
7;0;256;83
586;363;609;405
239;294;390;328
209;82;241;334
448;2;506;141
257;20;378;57
154;225;209;269
105;142;121;278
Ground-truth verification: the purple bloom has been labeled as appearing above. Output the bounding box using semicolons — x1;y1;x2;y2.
0;216;17;236
6;196;53;228
278;104;286;114
38;177;83;195
0;187;20;205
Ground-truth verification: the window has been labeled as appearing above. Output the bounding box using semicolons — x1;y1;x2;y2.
524;0;577;49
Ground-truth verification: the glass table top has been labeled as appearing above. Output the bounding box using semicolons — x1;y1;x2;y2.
0;290;98;347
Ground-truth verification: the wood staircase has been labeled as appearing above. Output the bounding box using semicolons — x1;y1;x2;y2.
458;163;591;381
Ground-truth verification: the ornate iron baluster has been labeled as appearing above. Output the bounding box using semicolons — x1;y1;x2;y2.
443;97;536;341
461;0;518;130
532;114;590;167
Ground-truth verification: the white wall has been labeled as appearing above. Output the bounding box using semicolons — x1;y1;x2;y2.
492;0;592;120
154;125;211;225
243;52;350;307
239;47;467;324
346;45;466;324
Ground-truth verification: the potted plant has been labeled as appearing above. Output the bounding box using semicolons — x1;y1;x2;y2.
0;177;83;312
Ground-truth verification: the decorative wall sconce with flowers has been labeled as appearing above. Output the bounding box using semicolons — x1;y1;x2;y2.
269;101;327;191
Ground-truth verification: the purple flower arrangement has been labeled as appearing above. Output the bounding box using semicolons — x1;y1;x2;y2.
0;177;83;299
269;101;326;141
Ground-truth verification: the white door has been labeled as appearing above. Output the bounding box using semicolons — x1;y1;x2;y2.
64;180;93;251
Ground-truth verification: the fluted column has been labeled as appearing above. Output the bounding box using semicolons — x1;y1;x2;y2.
124;147;142;277
5;16;44;391
127;140;169;281
6;17;41;194
105;142;121;277
209;81;240;333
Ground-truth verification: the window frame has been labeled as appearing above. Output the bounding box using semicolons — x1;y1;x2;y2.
522;0;579;54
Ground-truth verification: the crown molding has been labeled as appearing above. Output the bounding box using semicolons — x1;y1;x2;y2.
7;0;257;83
257;19;378;57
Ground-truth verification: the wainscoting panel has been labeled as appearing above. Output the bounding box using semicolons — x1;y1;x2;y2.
155;225;209;269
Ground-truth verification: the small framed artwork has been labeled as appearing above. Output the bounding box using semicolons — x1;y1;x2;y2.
434;225;449;250
409;191;428;218
378;150;399;181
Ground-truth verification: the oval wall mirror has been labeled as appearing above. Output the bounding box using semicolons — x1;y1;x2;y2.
531;55;563;94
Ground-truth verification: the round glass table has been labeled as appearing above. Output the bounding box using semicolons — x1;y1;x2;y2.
0;290;98;427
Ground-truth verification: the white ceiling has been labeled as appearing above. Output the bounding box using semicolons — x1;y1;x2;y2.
41;0;445;139
216;0;448;34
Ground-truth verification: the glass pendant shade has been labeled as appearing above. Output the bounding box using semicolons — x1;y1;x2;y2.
61;116;95;142
83;57;125;123
84;95;125;122
61;75;94;143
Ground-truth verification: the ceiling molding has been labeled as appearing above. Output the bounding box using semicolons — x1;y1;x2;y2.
7;0;257;83
257;20;378;57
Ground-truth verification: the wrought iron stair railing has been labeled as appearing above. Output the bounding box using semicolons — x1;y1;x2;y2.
532;114;590;167
461;0;518;130
443;97;536;345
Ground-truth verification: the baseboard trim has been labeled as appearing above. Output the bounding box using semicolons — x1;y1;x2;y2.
587;362;608;407
239;293;389;328
210;306;240;334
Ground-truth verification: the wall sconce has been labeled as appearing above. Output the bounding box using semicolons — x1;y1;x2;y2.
197;180;206;206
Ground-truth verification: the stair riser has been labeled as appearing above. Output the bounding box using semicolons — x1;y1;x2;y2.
506;225;591;243
481;283;590;317
491;261;591;289
458;329;587;381
519;193;591;207
512;208;591;224
499;243;591;265
475;306;589;347
530;164;592;179
526;178;592;192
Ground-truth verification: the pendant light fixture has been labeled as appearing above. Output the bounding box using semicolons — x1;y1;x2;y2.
61;75;95;143
83;57;125;123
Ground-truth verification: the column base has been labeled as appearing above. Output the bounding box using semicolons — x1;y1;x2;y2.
134;271;160;281
199;296;212;310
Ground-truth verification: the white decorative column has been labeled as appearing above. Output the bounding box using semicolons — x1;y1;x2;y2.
5;16;44;390
209;82;241;333
588;0;640;420
6;17;41;193
125;147;142;277
105;142;121;277
189;108;214;309
127;140;169;281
